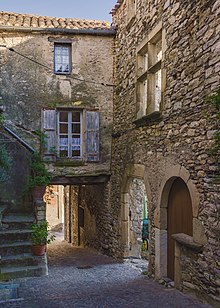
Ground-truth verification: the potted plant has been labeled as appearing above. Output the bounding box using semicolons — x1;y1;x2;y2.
31;220;56;256
26;153;51;200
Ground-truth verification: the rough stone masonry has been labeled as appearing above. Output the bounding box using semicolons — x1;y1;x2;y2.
109;0;220;305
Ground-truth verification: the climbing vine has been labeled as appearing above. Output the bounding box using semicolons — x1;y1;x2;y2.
207;86;220;182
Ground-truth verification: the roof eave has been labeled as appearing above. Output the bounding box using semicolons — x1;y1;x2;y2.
0;25;116;36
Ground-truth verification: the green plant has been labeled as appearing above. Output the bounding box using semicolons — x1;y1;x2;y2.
34;129;48;147
31;220;56;245
0;113;4;125
206;86;220;182
0;144;12;182
26;152;51;190
207;87;220;155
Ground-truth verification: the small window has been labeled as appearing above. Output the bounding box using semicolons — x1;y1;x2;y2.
54;44;71;74
136;27;163;118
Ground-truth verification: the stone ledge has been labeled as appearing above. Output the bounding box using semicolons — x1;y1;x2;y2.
171;233;203;252
133;111;162;127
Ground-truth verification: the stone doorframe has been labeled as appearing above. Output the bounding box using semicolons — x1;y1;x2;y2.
155;164;207;286
120;164;151;258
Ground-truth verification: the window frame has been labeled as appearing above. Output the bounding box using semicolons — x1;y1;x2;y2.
42;108;100;163
57;110;83;159
54;43;72;75
136;22;166;119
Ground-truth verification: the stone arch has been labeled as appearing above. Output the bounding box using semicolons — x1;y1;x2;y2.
155;164;207;282
158;165;199;221
120;164;152;259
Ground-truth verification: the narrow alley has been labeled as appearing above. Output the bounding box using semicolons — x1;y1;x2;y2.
1;236;210;308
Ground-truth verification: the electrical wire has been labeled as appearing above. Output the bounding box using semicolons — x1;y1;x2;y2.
0;45;114;87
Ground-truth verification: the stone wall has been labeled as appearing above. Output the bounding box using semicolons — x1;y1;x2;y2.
45;185;64;231
0;129;32;211
0;30;114;177
110;0;220;303
128;178;146;258
72;183;113;253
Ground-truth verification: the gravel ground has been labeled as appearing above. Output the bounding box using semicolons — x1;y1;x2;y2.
0;241;210;308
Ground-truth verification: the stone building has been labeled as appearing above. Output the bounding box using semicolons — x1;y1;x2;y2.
0;12;115;279
0;1;220;305
109;0;220;304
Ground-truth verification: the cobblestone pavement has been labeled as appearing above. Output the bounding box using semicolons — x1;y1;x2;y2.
1;240;210;308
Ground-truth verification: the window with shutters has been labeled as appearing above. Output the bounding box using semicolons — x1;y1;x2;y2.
136;23;165;119
54;43;71;74
42;109;99;162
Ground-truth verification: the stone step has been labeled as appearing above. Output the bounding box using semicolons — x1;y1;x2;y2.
2;213;34;223
0;265;48;281
1;253;44;267
0;241;32;256
0;229;33;244
1;214;34;230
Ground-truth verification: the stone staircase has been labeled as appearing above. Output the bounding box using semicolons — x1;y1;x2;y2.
0;210;48;281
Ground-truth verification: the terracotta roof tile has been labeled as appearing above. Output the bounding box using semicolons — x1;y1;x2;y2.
0;11;111;30
111;0;124;15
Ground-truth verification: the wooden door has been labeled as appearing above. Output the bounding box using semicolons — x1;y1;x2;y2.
167;178;193;280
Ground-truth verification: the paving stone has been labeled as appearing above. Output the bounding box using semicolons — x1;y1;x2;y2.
0;241;210;308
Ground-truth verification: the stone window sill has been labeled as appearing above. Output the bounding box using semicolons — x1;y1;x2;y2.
54;159;85;167
171;233;203;252
133;111;162;127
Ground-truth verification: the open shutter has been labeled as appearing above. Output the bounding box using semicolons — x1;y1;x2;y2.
42;109;57;161
86;111;99;161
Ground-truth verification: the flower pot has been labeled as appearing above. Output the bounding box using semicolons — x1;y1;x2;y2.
31;244;46;256
32;186;46;201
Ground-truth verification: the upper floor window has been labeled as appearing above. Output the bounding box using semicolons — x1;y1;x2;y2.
58;111;82;159
42;109;99;162
136;23;165;119
54;44;71;74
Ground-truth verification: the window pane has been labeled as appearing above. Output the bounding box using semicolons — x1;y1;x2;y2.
72;112;80;122
59;112;68;122
59;136;68;157
72;150;81;157
155;69;161;111
60;150;68;157
144;53;148;71
54;45;70;73
72;136;81;149
59;136;68;149
156;40;162;62
143;79;148;109
72;124;80;133
60;124;68;133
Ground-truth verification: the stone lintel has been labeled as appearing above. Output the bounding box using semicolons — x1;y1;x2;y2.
52;174;111;185
171;233;203;252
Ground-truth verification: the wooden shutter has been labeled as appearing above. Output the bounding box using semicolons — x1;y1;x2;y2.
86;111;99;161
42;109;57;161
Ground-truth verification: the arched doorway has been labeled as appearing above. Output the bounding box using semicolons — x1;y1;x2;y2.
128;178;148;258
167;178;193;280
